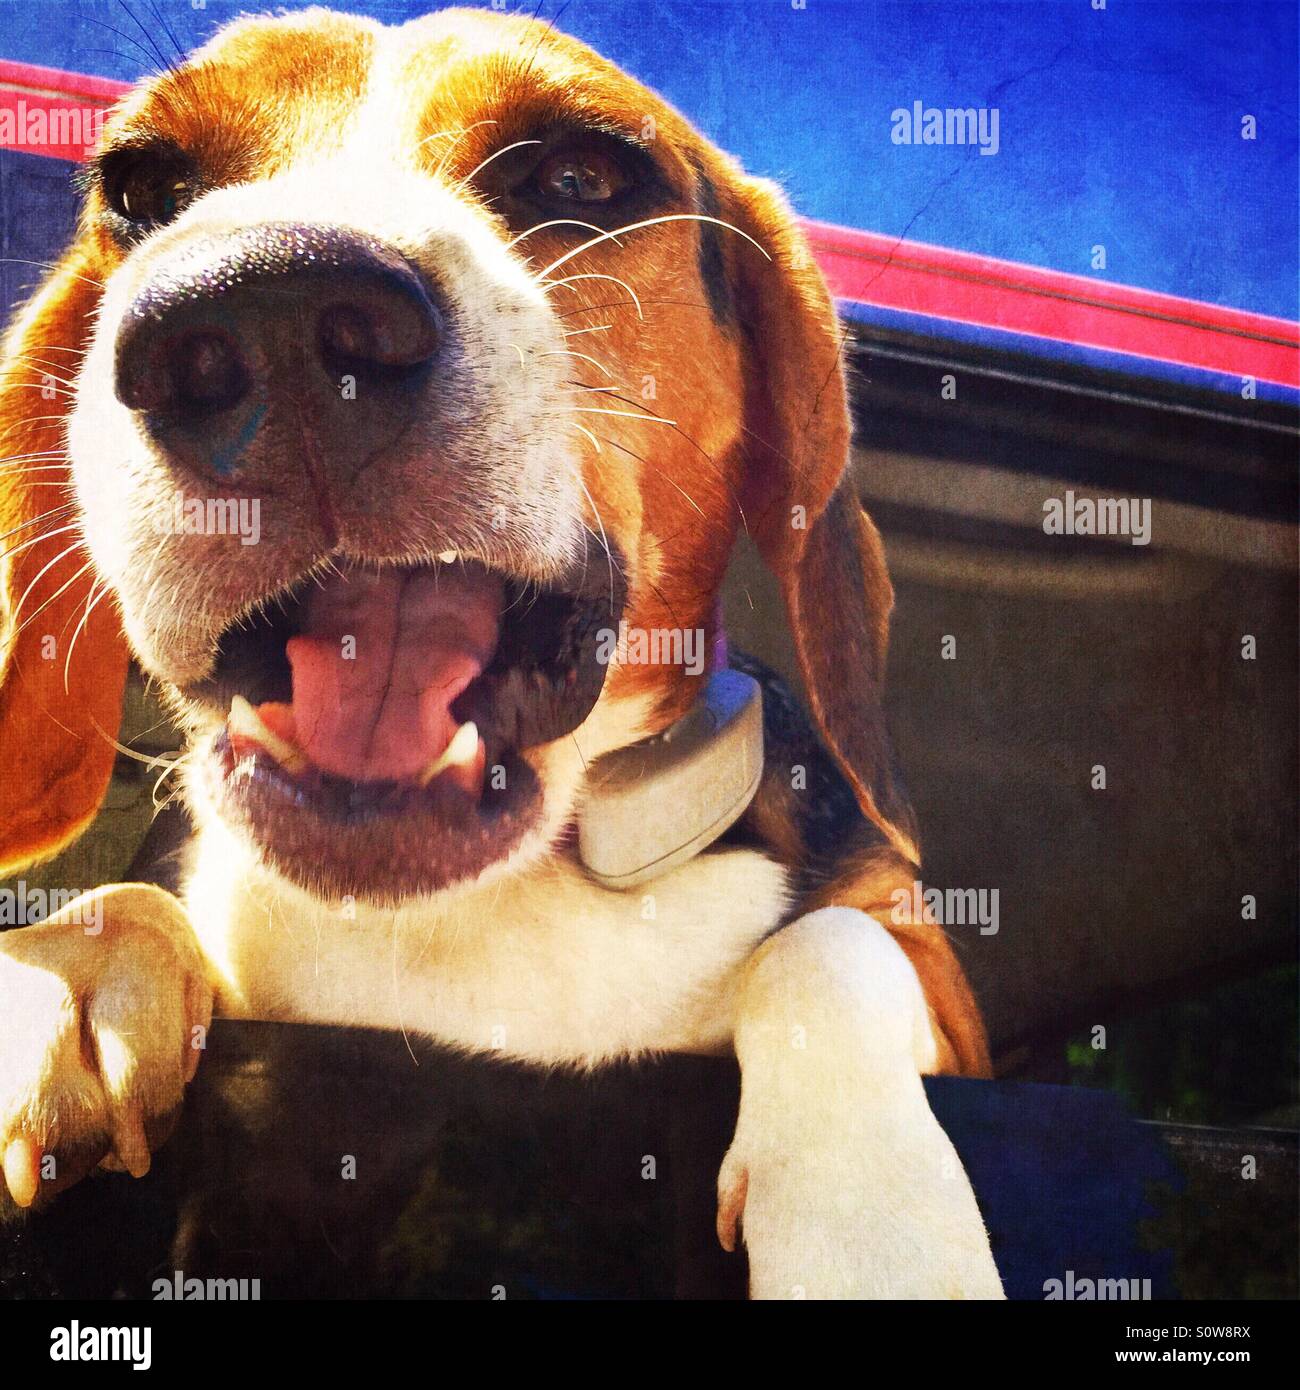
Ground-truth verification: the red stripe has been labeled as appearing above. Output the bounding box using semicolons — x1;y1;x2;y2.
0;63;1296;388
803;219;1300;388
0;91;107;161
0;61;123;161
0;59;129;103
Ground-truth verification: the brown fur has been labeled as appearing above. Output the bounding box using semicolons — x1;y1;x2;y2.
0;264;128;874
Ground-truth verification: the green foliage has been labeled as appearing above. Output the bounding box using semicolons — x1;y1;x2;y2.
1065;966;1298;1126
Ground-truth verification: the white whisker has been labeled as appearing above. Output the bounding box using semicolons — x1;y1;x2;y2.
576;476;616;610
598;434;707;520
457;138;542;191
86;708;185;770
63;578;112;694
0;258;106;290
506;219;618;252
534;213;770;281
6;357;79;388
570;422;603;454
541;272;643;319
429;119;499;178
539;349;615;379
570;407;678;425
2;381;77;400
12;552;93;641
0;518;79;563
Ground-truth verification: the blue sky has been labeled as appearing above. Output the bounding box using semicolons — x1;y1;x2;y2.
2;0;1294;316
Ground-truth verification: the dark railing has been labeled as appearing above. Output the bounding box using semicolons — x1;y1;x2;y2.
3;1020;1295;1300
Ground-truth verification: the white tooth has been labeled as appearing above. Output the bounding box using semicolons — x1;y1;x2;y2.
418;721;480;786
446;720;480;766
436;550;458;564
228;694;308;774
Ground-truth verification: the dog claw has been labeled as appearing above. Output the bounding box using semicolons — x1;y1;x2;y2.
184;1036;203;1083
182;974;210;1081
109;1104;151;1179
716;1163;748;1252
3;1134;41;1207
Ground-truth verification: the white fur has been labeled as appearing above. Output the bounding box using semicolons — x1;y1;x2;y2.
719;908;1005;1299
184;819;791;1067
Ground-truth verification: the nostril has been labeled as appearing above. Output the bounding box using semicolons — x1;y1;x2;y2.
117;325;250;420
318;306;387;375
172;330;250;418
317;288;440;383
319;307;375;363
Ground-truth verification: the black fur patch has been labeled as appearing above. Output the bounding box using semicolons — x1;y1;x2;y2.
692;163;734;327
722;649;877;870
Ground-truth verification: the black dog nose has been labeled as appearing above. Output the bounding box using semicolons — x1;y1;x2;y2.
114;224;441;431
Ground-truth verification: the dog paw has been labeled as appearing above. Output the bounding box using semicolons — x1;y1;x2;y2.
718;1082;1005;1299
717;907;1004;1299
0;883;210;1210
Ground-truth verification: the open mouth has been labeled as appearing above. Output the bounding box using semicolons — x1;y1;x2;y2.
194;541;625;903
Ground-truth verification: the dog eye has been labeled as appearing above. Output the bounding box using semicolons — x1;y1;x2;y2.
533;148;629;204
102;147;195;231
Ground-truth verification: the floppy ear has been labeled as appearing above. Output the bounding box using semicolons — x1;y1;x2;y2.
0;258;130;876
727;177;919;866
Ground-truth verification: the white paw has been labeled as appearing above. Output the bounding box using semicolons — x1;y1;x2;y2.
0;884;210;1209
718;906;1004;1299
718;1077;1004;1299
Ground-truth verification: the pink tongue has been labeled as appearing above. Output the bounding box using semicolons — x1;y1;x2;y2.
261;567;501;783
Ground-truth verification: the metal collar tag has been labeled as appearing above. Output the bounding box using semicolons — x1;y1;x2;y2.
577;669;764;890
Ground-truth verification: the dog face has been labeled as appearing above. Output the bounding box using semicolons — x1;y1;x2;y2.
0;6;914;903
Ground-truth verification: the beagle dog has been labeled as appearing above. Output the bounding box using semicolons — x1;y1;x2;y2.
0;6;1001;1298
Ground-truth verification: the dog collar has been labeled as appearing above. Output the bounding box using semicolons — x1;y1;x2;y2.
577;666;764;890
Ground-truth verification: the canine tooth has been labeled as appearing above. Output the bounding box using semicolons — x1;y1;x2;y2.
418;721;480;786
436;550;458;564
228;695;308;774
